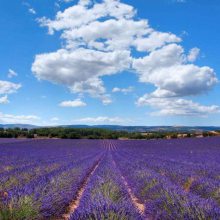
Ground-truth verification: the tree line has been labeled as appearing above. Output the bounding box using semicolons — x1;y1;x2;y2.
0;127;147;139
0;127;218;140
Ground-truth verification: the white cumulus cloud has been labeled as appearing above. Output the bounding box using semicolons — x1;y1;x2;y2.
33;0;180;105
133;44;218;98
74;116;130;124
8;69;18;78
59;98;87;107
112;86;134;94
32;0;218;115
0;80;21;95
0;112;40;124
29;8;36;15
23;2;37;15
32;48;130;104
0;96;9;104
137;95;220;116
187;47;200;62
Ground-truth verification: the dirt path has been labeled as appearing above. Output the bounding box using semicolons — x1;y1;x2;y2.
106;140;148;219
61;140;147;219
62;156;103;220
111;159;146;216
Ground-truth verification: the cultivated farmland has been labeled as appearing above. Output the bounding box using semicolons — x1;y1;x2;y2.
0;138;220;219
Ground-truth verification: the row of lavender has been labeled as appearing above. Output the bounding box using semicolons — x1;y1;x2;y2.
0;137;220;219
70;151;142;220
0;139;104;219
112;137;220;219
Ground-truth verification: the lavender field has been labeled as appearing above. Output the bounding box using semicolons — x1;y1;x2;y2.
0;138;220;220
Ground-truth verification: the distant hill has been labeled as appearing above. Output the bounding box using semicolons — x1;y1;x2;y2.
0;124;39;129
63;125;220;133
0;124;220;132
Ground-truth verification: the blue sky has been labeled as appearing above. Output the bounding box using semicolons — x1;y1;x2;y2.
0;0;220;126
